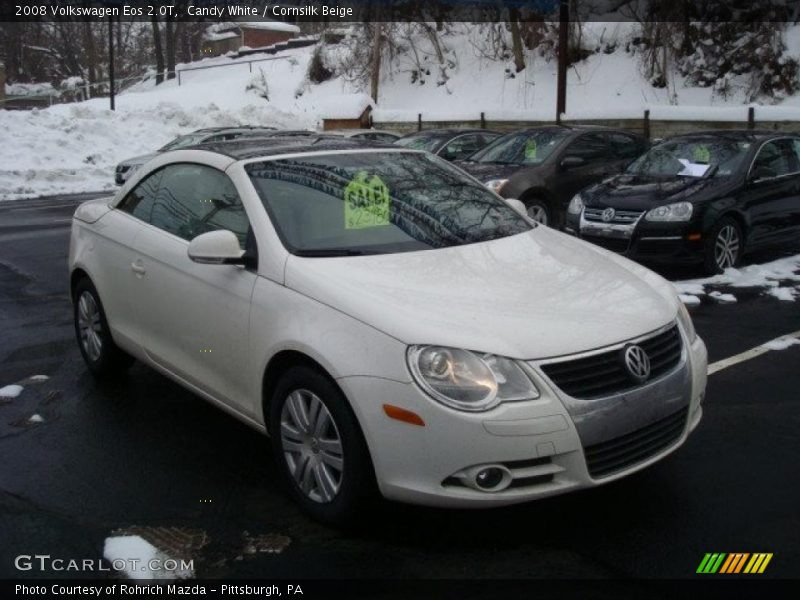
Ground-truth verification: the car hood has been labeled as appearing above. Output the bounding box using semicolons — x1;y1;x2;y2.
118;152;159;168
584;173;730;210
456;161;526;183
284;227;679;360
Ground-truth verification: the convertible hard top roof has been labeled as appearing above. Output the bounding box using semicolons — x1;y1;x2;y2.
188;135;400;161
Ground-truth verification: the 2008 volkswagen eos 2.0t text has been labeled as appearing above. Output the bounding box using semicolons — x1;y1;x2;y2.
68;137;707;524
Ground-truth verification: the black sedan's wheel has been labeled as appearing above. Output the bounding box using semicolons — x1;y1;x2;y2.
270;366;375;525
72;278;134;377
704;217;743;275
524;199;550;226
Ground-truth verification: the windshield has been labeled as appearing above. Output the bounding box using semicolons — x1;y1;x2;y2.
469;129;571;165
627;138;751;178
246;151;532;256
159;134;210;151
395;133;448;152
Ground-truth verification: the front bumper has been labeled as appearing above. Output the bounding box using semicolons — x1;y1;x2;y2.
565;211;705;264
338;329;707;508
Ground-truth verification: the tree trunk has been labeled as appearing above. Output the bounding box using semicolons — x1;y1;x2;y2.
509;8;526;73
83;21;97;88
369;22;383;103
165;18;176;80
151;16;164;85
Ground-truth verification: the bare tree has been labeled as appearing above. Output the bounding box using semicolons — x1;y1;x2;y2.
165;17;176;80
508;7;526;72
151;16;164;84
369;22;383;102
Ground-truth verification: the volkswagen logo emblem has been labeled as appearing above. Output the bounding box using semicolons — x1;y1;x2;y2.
622;344;651;383
602;207;616;222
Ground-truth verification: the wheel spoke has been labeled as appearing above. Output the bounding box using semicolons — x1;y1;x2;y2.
286;391;308;433
280;421;304;443
314;463;337;502
306;395;322;435
320;449;343;472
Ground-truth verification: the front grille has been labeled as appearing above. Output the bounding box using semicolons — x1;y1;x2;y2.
583;207;644;224
540;325;682;399
584;407;688;478
581;234;630;253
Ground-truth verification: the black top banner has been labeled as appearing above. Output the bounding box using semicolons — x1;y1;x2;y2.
3;0;800;23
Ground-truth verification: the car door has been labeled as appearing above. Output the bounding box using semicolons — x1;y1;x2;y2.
739;139;799;246
554;132;612;203
88;172;164;353
130;163;258;415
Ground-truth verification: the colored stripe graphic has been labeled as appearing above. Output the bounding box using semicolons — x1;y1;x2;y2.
698;553;773;574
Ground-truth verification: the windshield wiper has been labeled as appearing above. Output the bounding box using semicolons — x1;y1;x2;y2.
294;248;378;257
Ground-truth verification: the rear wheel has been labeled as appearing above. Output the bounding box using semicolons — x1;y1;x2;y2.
270;366;375;526
524;198;550;226
704;217;743;275
72;278;134;377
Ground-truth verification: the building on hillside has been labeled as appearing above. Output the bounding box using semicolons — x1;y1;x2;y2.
201;21;301;57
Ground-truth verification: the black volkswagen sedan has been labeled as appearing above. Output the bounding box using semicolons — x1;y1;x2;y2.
565;130;800;274
456;126;648;228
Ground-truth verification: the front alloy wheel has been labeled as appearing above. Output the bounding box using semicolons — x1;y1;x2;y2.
270;366;375;525
280;389;344;503
704;216;743;274
77;291;103;362
714;224;740;270
525;200;550;225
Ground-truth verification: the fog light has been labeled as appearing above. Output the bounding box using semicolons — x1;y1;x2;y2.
475;467;505;490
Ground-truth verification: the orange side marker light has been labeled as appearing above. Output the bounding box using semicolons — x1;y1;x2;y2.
383;404;425;427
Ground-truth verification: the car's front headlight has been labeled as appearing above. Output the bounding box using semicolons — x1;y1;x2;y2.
645;201;693;222
407;345;539;412
677;301;697;343
485;179;508;193
567;194;584;215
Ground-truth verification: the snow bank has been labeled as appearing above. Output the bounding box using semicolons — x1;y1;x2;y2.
763;337;800;350
674;254;800;300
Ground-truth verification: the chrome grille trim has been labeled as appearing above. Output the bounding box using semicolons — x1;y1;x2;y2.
583;207;645;224
537;323;683;400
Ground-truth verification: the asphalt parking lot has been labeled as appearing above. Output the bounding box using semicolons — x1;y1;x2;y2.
0;193;798;582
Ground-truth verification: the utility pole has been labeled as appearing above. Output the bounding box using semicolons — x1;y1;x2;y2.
556;0;568;124
108;16;115;110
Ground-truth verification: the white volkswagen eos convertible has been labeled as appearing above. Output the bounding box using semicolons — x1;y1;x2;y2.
69;137;707;524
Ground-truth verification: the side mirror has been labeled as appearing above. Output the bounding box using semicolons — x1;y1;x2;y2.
560;156;586;170
506;198;527;215
188;230;245;265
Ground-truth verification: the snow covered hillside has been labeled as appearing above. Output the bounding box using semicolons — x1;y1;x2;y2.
5;22;800;200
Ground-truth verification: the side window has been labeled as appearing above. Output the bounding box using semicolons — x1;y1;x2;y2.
117;169;163;222
441;134;482;160
752;140;793;178
150;164;250;246
564;133;608;162
606;133;642;159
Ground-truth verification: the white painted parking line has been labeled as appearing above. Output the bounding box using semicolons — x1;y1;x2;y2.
708;329;800;375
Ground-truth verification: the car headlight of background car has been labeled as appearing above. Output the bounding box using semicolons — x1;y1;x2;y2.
407;346;539;412
567;194;584;215
485;179;508;193
677;301;697;342
645;201;693;222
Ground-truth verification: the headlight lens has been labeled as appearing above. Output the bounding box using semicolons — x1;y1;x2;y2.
567;194;584;214
407;345;539;412
645;201;693;222
485;179;508;193
677;301;697;342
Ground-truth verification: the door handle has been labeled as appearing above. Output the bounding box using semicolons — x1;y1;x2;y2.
130;261;146;276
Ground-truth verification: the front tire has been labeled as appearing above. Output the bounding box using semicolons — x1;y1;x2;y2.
72;278;134;377
270;366;375;526
704;217;743;275
524;198;550;226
